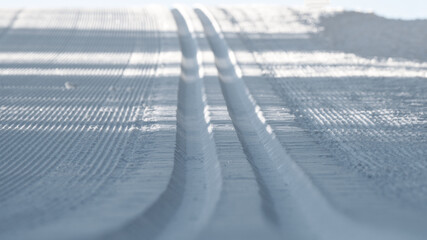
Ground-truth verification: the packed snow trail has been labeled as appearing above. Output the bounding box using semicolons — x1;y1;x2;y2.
212;5;427;238
195;6;418;240
184;8;285;240
101;7;222;240
0;5;426;240
0;7;180;239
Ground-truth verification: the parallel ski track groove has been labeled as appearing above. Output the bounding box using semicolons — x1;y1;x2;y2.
103;7;222;240
195;6;412;240
223;6;427;218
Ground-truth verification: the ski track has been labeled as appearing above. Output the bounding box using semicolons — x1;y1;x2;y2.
214;6;427;237
183;8;284;240
195;6;424;240
0;5;426;240
101;7;222;240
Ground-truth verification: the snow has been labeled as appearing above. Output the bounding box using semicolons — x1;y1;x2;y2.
318;11;427;62
0;5;426;240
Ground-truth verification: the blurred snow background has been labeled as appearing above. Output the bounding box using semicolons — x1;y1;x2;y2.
2;0;426;20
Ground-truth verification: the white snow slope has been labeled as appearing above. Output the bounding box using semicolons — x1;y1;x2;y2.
0;5;426;240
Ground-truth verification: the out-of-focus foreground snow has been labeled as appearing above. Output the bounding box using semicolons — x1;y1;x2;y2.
0;6;426;240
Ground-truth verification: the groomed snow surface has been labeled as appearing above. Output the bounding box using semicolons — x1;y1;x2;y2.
0;6;426;240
